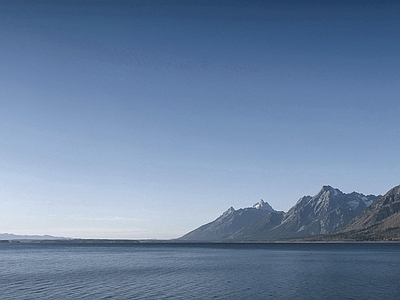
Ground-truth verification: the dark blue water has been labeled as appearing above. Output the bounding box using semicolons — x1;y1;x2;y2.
0;242;399;299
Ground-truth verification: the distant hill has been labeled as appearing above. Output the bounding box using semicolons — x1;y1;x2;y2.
179;185;391;241
0;233;68;241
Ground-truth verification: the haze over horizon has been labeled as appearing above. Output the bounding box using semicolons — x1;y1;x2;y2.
1;0;399;239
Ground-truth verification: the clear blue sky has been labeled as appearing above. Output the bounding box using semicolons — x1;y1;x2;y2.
1;0;399;239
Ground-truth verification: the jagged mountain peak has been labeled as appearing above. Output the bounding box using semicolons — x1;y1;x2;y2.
321;185;335;191
252;199;274;211
381;184;400;204
179;199;277;241
291;186;341;212
316;185;341;197
365;184;400;211
222;207;235;217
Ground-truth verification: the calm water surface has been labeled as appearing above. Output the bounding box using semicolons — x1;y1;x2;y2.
0;242;399;299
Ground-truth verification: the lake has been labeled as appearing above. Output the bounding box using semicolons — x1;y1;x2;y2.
0;242;399;299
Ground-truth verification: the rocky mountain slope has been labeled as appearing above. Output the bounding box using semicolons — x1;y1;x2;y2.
331;185;400;240
179;200;280;241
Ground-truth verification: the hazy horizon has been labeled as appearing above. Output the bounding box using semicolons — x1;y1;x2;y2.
1;0;399;239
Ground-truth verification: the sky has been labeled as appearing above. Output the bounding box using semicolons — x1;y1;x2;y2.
1;0;399;239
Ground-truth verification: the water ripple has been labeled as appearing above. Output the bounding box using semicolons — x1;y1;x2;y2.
0;243;399;299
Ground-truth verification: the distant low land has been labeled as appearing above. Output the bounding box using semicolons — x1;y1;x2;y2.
0;233;69;241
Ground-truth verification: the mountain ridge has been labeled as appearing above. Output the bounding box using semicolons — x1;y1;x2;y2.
179;199;281;241
327;184;400;241
180;185;395;241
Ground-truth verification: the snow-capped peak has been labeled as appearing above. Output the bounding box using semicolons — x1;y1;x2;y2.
252;199;274;211
360;196;374;207
346;194;377;210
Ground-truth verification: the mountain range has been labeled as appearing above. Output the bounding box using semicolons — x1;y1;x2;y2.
180;184;400;241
